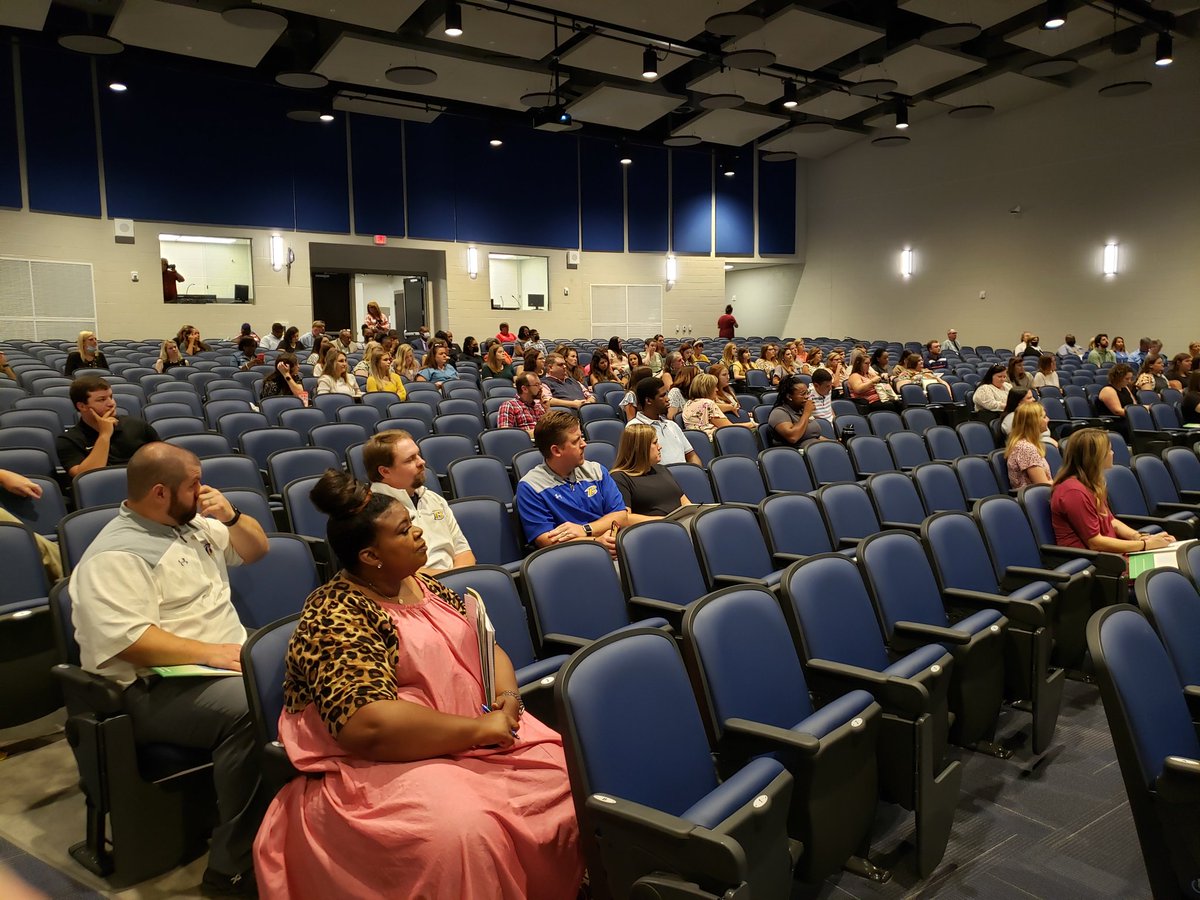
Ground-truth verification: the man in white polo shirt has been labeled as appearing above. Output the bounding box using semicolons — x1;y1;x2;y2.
363;430;476;574
70;442;270;895
628;376;701;466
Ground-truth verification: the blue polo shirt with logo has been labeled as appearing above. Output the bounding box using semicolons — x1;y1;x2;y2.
515;460;626;543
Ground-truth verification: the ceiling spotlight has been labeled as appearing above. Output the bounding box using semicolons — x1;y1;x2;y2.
444;1;463;37
642;46;658;80
558;109;572;125
489;138;503;147
319;112;335;122
1043;0;1066;30
723;169;735;177
1155;33;1174;66
895;101;909;130
108;78;128;93
782;81;798;109
619;155;632;165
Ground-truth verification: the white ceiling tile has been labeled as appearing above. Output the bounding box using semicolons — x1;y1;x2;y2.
845;44;985;95
1006;5;1118;54
425;7;559;61
687;69;782;107
899;0;1030;30
565;84;684;130
316;35;552;111
254;0;422;33
111;0;284;68
559;34;689;80
677;108;788;146
759;126;862;159
726;7;883;72
0;0;50;31
792;91;878;119
934;71;1065;110
536;0;728;41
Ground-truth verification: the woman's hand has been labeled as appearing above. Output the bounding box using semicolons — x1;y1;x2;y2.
475;710;517;748
1141;532;1175;550
493;693;523;724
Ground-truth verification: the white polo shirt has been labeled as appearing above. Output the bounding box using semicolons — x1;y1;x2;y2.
70;505;245;687
629;412;693;465
371;482;471;571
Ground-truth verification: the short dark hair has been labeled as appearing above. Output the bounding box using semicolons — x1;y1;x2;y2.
724;304;733;314
514;371;539;391
237;336;257;353
69;377;109;407
810;368;832;385
308;469;397;575
635;376;665;407
533;410;580;457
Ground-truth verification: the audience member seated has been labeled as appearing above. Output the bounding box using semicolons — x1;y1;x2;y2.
610;423;692;522
71;443;270;894
483;343;516;381
1007;356;1033;392
0;348;14;381
1014;331;1032;357
1051;428;1174;556
1096;363;1137;435
459;336;481;364
707;362;741;418
1006;403;1053;490
392;343;419;381
153;338;190;374
515;410;627;556
731;347;754;390
1033;354;1059;390
332;329;357;355
1021;335;1044;358
176;324;211;356
1057;333;1085;359
231;336;263;372
798;346;821;377
769;374;820;445
588;349;621;388
894;353;950;391
416;342;459;386
607;336;630;380
666;364;699;421
1000;388;1041;435
497;372;546;436
276;325;302;355
229;323;260;344
365;345;406;398
315;348;363;398
1167;354;1192;392
618;366;651;421
628;376;700;466
1088;333;1116;366
847;353;902;413
1183;371;1200;426
495;321;518;344
57;377;160;479
943;328;961;354
1135;353;1168;396
261;323;285;351
773;347;799;382
683;373;758;439
254;469;583;899
364;431;475;574
808;368;836;425
541;352;594;410
923;339;948;371
522;329;545;356
299;320;325;351
973;364;1010;415
0;468;63;580
261;353;309;406
64;330;109;377
755;344;782;386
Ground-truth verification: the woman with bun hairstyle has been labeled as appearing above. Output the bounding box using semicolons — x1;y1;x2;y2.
254;469;584;899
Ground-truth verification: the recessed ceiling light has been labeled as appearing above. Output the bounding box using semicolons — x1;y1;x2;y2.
1043;0;1067;29
108;80;127;92
319;113;335;122
619;156;632;165
489;138;503;147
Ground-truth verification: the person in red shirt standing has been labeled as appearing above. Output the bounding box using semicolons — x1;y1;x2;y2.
161;257;184;302
716;304;737;340
496;322;518;343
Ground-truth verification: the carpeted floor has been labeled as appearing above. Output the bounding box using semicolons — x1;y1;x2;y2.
1;680;1148;899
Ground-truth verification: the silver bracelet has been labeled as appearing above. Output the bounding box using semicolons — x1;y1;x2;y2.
496;689;524;714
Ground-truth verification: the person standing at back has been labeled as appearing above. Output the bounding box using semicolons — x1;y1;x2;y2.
716;304;738;340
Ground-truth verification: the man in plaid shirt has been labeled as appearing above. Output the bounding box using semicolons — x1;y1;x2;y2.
497;372;546;436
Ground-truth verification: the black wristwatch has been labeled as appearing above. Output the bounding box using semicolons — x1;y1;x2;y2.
583;523;593;537
221;507;242;527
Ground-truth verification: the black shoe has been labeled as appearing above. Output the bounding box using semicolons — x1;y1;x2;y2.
202;867;258;897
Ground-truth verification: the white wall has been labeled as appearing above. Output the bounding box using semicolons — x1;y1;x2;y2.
158;238;253;299
725;263;805;337
783;48;1200;350
353;274;406;329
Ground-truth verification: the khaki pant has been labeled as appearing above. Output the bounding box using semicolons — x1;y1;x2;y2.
0;508;64;582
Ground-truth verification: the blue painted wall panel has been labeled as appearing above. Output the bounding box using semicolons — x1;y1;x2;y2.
22;45;100;216
671;149;711;254
758;158;796;256
452;118;578;249
290;114;349;233
579;137;623;252
0;43;21;209
715;152;754;256
350;113;405;236
403;119;457;241
626;146;668;252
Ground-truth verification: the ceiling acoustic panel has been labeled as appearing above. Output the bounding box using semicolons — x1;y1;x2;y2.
934;70;1064;111
899;0;1029;30
678;108;788;146
560;35;689;80
537;0;728;41
0;0;50;31
316;35;549;111
845;44;984;96
792;91;878;119
1006;5;1117;54
253;0;422;33
426;6;559;61
110;0;285;67
566;84;684;130
687;68;781;107
759;126;861;159
725;6;883;72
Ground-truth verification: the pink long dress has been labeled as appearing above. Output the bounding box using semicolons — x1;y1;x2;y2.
253;584;584;899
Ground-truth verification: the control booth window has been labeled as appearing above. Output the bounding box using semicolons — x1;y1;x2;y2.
158;234;254;304
488;253;548;312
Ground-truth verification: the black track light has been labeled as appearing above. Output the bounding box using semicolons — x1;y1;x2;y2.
444;1;463;37
642;46;658;80
895;101;908;130
782;81;798;109
1043;0;1066;30
1155;33;1173;67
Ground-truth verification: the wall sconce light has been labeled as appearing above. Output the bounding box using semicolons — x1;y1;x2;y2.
666;254;677;285
1103;242;1119;277
467;246;479;279
900;248;915;278
270;234;285;272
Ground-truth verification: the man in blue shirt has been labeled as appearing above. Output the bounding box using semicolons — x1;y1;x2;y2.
516;410;628;557
923;339;948;371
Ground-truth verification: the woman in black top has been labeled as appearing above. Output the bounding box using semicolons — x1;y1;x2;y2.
64;330;108;376
1182;371;1200;426
153;338;189;373
460;336;482;362
609;423;691;521
260;352;309;406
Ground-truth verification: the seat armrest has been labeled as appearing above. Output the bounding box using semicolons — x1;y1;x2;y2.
942;587;1046;628
1178;490;1200;504
1039;544;1126;576
804;657;931;718
893;620;972;645
1002;564;1073;587
837;537;860;549
628;595;687;617
1155;756;1200;804
52;663;124;716
721;717;820;758
770;552;807;565
713;574;770;588
539;632;590;652
583;794;747;887
1153;502;1200;517
880;521;922;533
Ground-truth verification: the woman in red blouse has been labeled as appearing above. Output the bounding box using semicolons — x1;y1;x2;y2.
1050;428;1173;554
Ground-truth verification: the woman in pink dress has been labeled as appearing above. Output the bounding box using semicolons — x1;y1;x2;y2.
254;470;583;900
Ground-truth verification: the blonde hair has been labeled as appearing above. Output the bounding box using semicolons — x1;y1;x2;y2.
1053;428;1110;511
1005;402;1047;459
721;342;737;366
77;330;97;357
485;342;508;374
158;339;179;362
393;343;416;378
689;372;718;400
322;346;349;382
611;423;658;477
367;345;392;384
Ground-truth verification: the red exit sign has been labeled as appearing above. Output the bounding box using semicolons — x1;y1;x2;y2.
373;234;387;245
